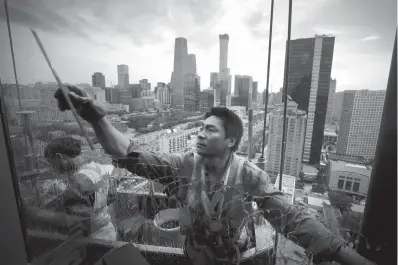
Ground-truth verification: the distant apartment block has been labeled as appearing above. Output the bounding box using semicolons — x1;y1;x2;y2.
155;83;172;107
337;90;385;160
323;130;338;146
267;101;307;178
324;153;372;198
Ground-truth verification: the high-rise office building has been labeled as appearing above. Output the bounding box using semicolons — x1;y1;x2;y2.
326;78;336;124
185;54;197;75
337;90;385;160
234;75;253;110
139;79;151;91
210;72;219;88
92;72;106;88
285;35;335;165
171;38;188;109
184;74;201;112
267;101;307;178
128;84;142;98
199;88;214;113
332;91;344;122
117;65;129;89
219;34;232;107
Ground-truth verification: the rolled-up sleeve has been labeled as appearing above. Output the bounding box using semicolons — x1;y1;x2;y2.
251;170;345;257
111;140;188;188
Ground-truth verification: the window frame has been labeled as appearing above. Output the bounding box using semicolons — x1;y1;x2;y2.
0;98;29;265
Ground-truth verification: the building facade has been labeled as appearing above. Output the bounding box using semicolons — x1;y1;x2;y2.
139;79;151;91
218;34;232;107
117;64;129;89
267;101;307;178
332;91;344;122
234;75;253;110
337;90;385;160
184;74;200;112
171;38;188;109
325;78;336;124
324;154;372;198
155;83;172;107
285;35;335;165
92;72;106;88
210;72;219;88
199;89;214;113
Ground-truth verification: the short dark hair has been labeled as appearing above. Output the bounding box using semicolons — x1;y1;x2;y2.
44;137;82;159
204;107;244;152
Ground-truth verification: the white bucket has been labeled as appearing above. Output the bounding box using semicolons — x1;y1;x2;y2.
153;208;185;247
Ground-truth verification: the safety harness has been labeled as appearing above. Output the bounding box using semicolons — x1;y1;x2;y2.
178;153;254;265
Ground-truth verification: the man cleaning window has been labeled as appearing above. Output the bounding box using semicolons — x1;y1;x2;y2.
53;85;376;265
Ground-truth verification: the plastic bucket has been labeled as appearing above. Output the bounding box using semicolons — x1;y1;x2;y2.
153;208;185;247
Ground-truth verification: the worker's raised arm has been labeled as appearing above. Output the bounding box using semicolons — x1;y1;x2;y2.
53;85;190;190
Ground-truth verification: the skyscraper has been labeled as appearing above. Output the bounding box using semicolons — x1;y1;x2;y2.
171;38;188;109
117;65;129;89
234;75;253;110
326;78;336;124
219;34;232;107
337;90;385;160
285;35;335;165
92;72;106;88
267;100;307;178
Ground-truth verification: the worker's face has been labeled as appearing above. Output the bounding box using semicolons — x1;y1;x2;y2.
196;115;235;157
47;154;77;174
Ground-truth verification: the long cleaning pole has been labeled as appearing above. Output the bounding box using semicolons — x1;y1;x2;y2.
30;29;95;150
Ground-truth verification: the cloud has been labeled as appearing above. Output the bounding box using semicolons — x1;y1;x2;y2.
0;0;224;47
313;27;344;35
361;35;381;42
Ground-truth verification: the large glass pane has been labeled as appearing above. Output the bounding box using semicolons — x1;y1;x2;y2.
0;0;394;264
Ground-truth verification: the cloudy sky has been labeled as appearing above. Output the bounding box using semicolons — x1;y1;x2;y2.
0;0;396;92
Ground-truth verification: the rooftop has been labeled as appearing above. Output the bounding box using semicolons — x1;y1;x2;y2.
324;130;337;137
327;153;367;165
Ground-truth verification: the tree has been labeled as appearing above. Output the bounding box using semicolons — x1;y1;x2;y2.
328;191;353;211
299;171;305;181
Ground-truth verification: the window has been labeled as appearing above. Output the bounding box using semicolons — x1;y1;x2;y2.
0;0;393;264
353;182;360;192
345;181;353;191
338;179;344;189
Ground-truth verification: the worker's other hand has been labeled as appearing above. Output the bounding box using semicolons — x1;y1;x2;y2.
54;85;107;123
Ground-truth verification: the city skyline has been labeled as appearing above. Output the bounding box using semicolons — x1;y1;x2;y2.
0;0;395;92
